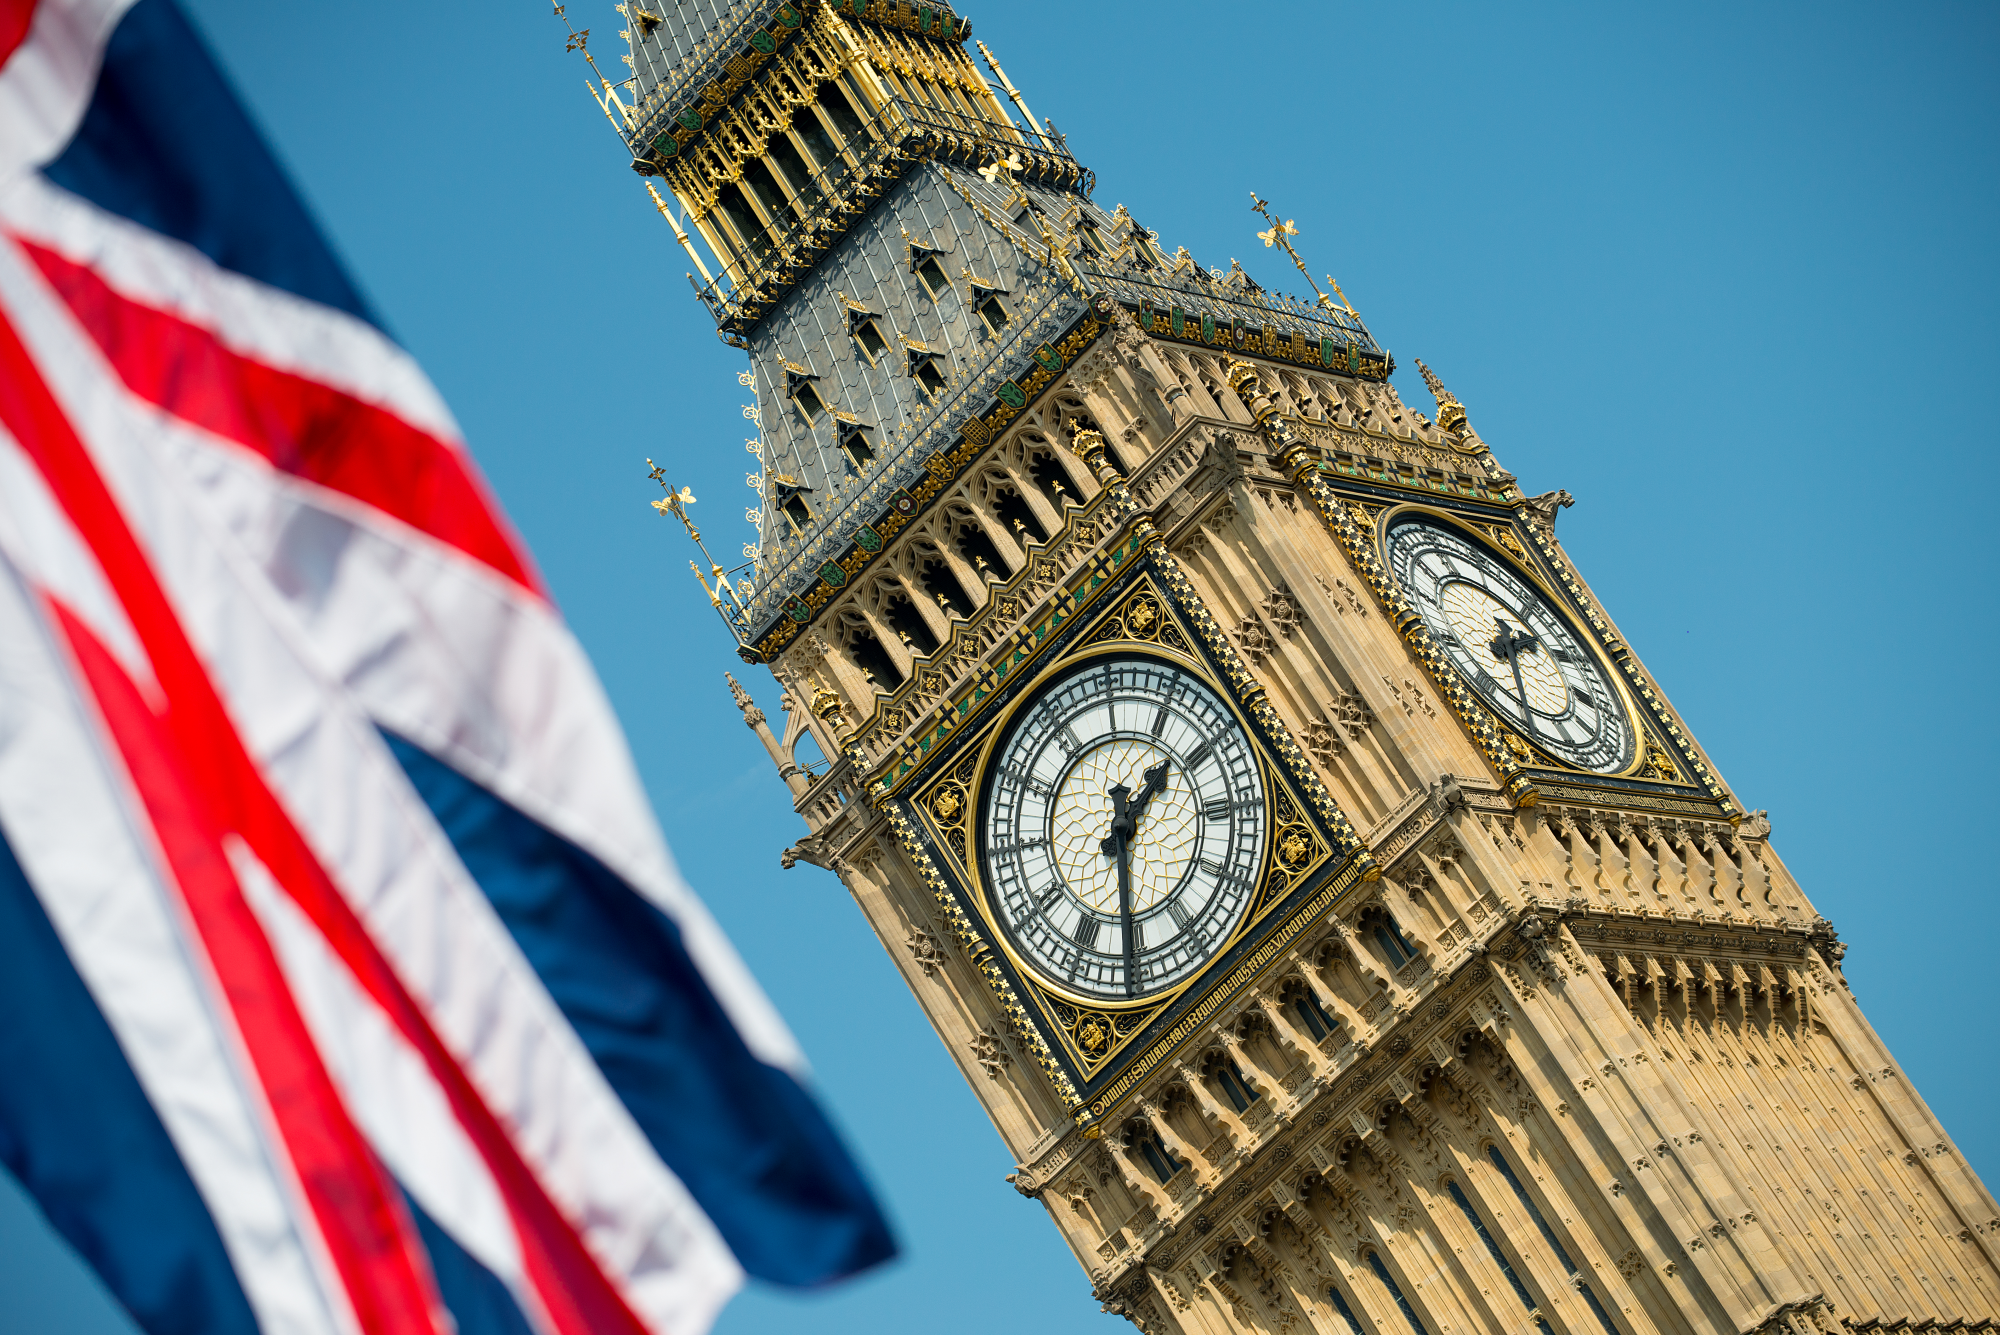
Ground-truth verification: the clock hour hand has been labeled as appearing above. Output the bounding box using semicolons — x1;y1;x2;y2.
1099;782;1133;857
1126;760;1170;831
1097;759;1171;855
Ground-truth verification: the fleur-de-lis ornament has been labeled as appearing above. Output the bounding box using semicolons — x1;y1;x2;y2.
1257;217;1297;248
979;151;1023;188
650;485;696;520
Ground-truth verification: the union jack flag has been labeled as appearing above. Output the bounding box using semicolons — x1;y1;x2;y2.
0;2;894;1332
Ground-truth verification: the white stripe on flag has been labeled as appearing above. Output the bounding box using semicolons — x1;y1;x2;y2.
0;502;353;1335
0;226;746;1334
227;835;546;1331
0;409;156;703
0;0;135;186
1;180;809;1078
1;174;462;443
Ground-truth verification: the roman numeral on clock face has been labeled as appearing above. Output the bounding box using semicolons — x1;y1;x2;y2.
1203;796;1230;820
1071;915;1101;949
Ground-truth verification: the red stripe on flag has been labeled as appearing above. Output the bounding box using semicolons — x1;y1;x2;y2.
17;237;544;597
52;606;453;1335
0;303;653;1335
0;300;450;1335
0;1;35;70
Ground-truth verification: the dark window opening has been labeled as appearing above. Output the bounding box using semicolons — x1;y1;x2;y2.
991;489;1047;545
920;559;974;618
1027;452;1075;510
821;81;869;143
1445;1180;1553;1335
1077;223;1106;255
848;630;901;691
1373;915;1419;970
1127;1126;1181;1185
1293;988;1336;1041
793;381;826;423
838;424;874;472
914;358;948;399
1327;1286;1371;1335
853;318;888;363
915;256;950;299
955;523;1008;581
765;135;824;211
780;492;812;534
713;183;770;259
977;294;1009;336
739;157;796;227
1213;1057;1259;1114
1366;1252;1431;1335
884;597;939;657
1486;1147;1624;1335
790;105;843;176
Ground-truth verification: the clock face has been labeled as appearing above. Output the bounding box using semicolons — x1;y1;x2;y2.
1384;514;1635;774
979;656;1267;1002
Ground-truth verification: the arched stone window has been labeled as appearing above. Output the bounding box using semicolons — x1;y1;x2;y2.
1281;976;1338;1042
882;593;938;657
1201;1047;1260;1114
1122;1118;1180;1185
845;624;901;692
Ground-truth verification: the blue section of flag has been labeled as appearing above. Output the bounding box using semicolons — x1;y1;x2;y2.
383;732;898;1288
402;1185;539;1335
40;0;379;329
0;825;259;1335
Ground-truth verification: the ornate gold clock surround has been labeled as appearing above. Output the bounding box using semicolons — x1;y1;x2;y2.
1371;502;1654;782
893;552;1376;1131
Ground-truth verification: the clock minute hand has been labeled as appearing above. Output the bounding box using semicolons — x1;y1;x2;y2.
1489;616;1543;740
1098;781;1141;998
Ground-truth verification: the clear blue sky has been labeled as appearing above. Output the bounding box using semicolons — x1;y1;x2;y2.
5;2;1996;1331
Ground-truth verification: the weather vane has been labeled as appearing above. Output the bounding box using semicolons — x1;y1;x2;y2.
1249;192;1371;341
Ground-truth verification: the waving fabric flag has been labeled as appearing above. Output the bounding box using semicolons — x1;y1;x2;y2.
0;2;896;1332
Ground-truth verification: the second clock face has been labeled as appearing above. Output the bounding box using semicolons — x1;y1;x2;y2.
980;656;1267;1002
1385;514;1635;774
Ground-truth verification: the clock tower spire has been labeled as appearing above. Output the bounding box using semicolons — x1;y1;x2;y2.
606;4;2000;1332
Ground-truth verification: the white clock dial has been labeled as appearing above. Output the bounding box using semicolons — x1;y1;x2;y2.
1384;514;1635;774
981;656;1267;1001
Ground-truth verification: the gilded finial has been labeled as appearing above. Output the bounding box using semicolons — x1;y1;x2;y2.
648;458;754;644
1248;189;1360;317
809;682;847;731
1414;359;1468;436
976;41;1042;140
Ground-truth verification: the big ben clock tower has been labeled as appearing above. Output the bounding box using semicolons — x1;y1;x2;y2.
603;2;2000;1330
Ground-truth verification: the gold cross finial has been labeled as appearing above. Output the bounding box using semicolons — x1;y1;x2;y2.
1249;191;1360;320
